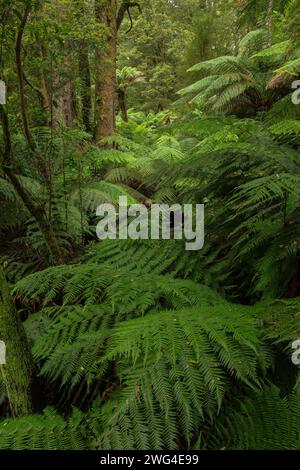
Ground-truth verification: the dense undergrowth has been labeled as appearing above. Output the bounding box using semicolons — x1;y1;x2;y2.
0;0;300;451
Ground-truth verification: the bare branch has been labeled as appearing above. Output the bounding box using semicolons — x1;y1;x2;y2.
117;1;141;32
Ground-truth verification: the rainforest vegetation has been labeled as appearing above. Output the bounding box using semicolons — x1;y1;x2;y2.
0;0;300;451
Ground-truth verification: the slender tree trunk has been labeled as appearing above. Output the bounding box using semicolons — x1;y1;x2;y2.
38;45;50;111
0;106;64;265
12;3;64;264
6;171;65;265
117;89;128;122
15;2;35;150
15;1;51;187
39;73;50;111
94;0;117;140
0;266;33;416
78;42;92;133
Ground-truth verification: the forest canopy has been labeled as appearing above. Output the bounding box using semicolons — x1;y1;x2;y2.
0;0;300;452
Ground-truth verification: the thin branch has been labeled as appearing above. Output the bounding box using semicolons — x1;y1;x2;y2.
23;72;43;98
126;7;133;34
117;1;141;32
15;1;34;150
15;1;50;186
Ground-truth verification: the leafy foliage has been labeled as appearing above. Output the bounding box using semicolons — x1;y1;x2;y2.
222;386;300;450
0;408;88;450
95;305;262;450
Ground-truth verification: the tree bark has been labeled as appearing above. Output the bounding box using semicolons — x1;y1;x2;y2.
0;265;34;416
52;73;74;128
94;0;117;140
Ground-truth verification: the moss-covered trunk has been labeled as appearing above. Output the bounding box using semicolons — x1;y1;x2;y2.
0;266;34;416
94;0;117;140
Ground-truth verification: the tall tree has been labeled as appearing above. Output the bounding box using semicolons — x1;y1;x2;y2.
94;0;117;140
94;0;141;140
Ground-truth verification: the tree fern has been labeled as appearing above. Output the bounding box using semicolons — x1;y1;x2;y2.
178;30;296;115
93;305;262;450
12;260;225;399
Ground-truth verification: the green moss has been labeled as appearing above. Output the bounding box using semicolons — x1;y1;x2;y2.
0;266;33;416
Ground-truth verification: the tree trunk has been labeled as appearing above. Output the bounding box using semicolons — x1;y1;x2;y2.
39;45;51;112
0;266;33;416
78;42;92;133
53;75;74;128
94;0;117;141
117;89;128;122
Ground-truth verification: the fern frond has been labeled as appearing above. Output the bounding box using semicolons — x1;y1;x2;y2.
95;305;261;450
222;386;300;450
0;408;88;450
